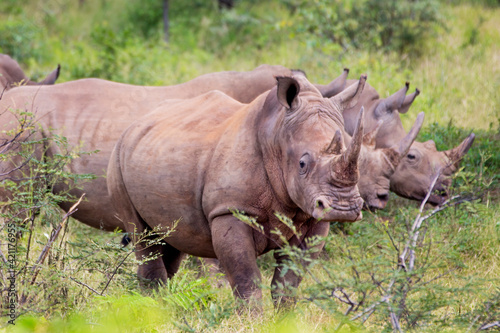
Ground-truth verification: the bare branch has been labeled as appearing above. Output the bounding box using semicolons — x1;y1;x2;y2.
478;321;500;330
69;276;101;295
100;249;134;295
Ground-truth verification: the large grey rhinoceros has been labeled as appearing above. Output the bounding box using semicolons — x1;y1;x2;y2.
342;81;475;205
106;75;365;301
0;54;60;91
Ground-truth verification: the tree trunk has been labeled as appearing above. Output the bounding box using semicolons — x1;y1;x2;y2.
218;0;234;9
163;0;169;43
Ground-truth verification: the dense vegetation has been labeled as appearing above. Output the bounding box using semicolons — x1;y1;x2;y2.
0;0;499;332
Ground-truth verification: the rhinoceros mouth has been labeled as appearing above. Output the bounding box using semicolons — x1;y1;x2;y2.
426;193;448;206
312;196;364;222
363;200;388;212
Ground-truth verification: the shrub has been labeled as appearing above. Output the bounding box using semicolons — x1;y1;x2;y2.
282;0;442;55
0;19;44;62
0;110;137;320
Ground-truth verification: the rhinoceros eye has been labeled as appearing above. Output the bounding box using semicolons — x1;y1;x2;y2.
406;152;420;165
299;154;310;175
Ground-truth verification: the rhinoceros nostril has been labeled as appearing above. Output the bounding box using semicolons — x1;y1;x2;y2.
433;185;448;198
317;199;325;210
377;193;389;202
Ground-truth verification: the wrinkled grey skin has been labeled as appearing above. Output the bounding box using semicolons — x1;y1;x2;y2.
0;54;60;91
342;80;475;205
107;75;366;302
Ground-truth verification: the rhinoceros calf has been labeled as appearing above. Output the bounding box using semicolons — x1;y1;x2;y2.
342;80;475;205
107;75;366;301
0;54;60;91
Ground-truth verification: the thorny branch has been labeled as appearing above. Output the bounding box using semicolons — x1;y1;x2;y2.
19;194;85;305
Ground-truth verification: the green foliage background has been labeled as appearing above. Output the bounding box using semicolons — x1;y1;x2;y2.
0;0;499;331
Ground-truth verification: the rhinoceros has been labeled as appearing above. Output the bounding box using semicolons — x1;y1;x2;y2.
168;64;349;103
0;54;60;92
0;66;352;233
342;81;475;205
106;75;366;301
357;112;424;210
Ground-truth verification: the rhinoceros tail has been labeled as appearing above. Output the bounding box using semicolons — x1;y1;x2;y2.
107;142;146;236
121;234;131;246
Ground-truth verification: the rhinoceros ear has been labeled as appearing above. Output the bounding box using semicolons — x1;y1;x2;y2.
330;74;367;111
38;64;61;85
374;82;409;118
276;76;300;109
399;88;420;114
316;68;349;98
423;139;437;150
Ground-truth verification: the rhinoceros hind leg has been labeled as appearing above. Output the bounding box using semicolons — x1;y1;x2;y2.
134;229;169;286
161;242;186;279
108;144;169;286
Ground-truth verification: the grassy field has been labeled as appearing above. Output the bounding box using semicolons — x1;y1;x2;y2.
0;0;499;332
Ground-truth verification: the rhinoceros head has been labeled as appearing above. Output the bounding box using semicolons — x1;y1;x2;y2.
358;112;425;211
345;81;475;206
265;74;367;222
390;133;475;205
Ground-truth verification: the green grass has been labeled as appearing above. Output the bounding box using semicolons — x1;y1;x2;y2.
1;0;499;331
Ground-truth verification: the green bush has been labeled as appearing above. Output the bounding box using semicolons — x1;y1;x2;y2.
124;0;164;39
282;0;442;55
0;19;44;62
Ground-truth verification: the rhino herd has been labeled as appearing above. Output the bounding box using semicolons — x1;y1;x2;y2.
0;55;475;304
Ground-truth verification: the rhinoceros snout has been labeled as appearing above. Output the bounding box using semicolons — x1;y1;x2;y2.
312;195;363;222
426;183;449;206
365;192;390;211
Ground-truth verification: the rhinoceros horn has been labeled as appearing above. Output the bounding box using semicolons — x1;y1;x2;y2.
399;88;420;114
444;133;476;168
326;130;343;155
317;68;349;98
397;112;425;156
333;106;364;183
375;82;409;117
383;112;425;169
363;120;383;147
330;74;367;110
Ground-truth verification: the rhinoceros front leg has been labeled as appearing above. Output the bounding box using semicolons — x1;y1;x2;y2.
271;221;330;307
211;215;262;301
